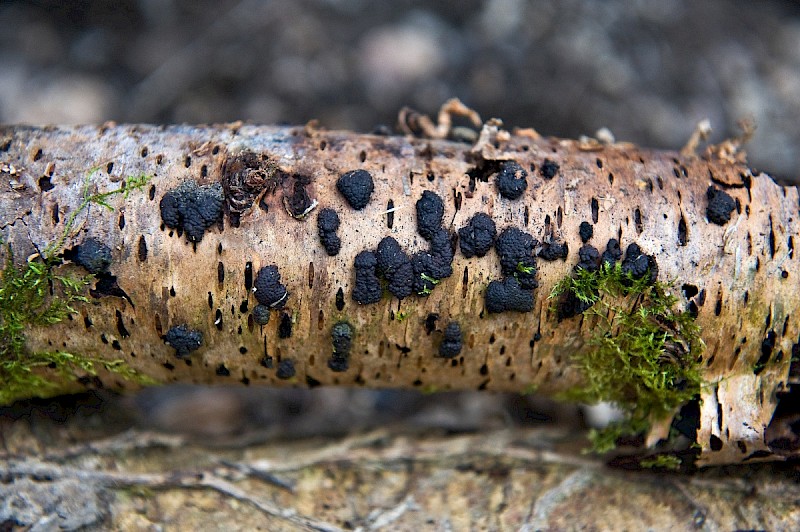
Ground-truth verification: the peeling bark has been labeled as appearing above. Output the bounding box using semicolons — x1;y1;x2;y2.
1;122;798;466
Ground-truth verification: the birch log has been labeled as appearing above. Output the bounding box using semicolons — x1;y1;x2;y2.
0;121;798;466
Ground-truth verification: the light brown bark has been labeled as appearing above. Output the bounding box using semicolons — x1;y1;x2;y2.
1;122;798;466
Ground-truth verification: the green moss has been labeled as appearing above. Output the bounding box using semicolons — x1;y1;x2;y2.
417;273;440;296
639;454;682;470
0;171;155;405
550;262;704;452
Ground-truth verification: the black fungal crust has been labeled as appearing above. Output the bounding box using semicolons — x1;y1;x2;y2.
164;325;203;358
485;277;534;313
328;321;354;372
352;250;382;304
537;241;568;261
252;304;271;325
275;359;295;379
540;159;560;180
70;237;112;274
159;180;224;242
495;161;528;200
576;245;602;273
415;190;445;240
621;243;659;285
601;238;622;267
438;322;463;358
412;229;455;295
253;265;289;308
495;227;538;289
458;213;496;258
317;208;342;256
579;221;594;243
376;236;414;299
706;186;736;225
337;169;374;210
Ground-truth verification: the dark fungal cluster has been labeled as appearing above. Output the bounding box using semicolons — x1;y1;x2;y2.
438;321;463;358
706;186;736;225
351;190;455;303
67;237;112;274
495;161;528;200
164;324;203;358
458;213;496;258
160;180;224;242
317;208;342;256
495;227;538;289
337;169;374;210
376;236;414;299
540;158;560;180
352;250;382;304
328;321;354;372
253;265;289;308
486;276;534;313
557;239;659;320
411;191;455;295
538;241;568;261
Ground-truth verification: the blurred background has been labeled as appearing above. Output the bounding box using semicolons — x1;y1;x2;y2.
2;0;799;440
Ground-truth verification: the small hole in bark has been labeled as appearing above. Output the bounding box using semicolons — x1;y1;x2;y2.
387;199;395;228
118;212;125;230
38;175;54;191
106;162;114;174
308;262;314;289
678;214;688;246
169;286;176;297
682;284;699;299
218;262;224;284
608;173;614;185
634;208;643;233
51;204;60;224
184;155;191;168
596;158;603;169
319;140;327;150
148;185;155;200
336;287;345;311
32;148;42;162
715;292;723;316
591;198;599;223
141;147;149;157
137;236;147;262
201;164;208;177
244;261;253;291
156;154;163;165
359;150;367;163
215;309;223;330
710;435;723;451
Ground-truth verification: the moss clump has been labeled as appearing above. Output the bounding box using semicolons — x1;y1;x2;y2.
640;454;682;470
550;262;704;452
0;171;155;405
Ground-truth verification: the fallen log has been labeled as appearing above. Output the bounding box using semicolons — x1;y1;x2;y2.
1;112;798;466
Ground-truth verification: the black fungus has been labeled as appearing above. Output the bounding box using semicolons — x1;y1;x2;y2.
416;190;445;240
495;161;528;200
276;359;295;379
576;245;602;273
253;265;288;308
540;159;560;180
485;277;534;313
376;236;414;299
601;238;622;267
328;321;354;372
164;325;203;358
706;186;736;225
352;250;382;304
252;304;271;325
579;221;593;243
438;322;463;358
316;208;342;256
216;364;230;377
458;213;496;258
412;233;455;295
337;169;374;210
620;243;658;284
159;180;224;242
495;227;538;289
71;237;112;274
537;241;568;261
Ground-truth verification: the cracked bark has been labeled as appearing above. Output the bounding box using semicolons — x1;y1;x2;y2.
1;122;798;466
